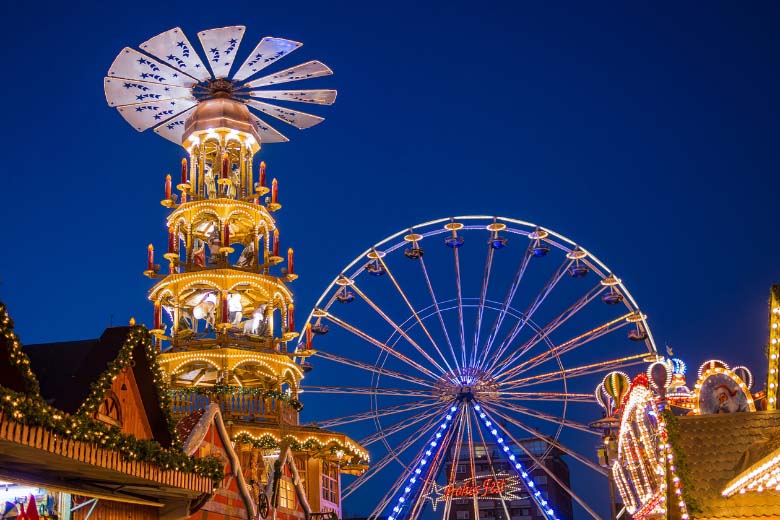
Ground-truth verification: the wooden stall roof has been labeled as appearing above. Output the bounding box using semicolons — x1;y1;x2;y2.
675;411;780;519
25;326;173;447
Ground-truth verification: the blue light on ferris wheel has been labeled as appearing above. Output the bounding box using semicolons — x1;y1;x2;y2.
386;405;456;520
476;407;560;520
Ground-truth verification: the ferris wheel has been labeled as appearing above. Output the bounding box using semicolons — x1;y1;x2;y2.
296;216;658;520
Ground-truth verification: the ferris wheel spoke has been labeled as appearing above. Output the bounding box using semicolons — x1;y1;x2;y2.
451;245;468;368
315;398;439;428
480;247;533;365
360;406;445;446
388;403;464;520
480;257;572;373
501;312;634;380
468;404;513;520
315;350;434;387
407;411;458;520
490;283;607;378
479;404;604;520
464;401;481;518
344;412;444;498
301;385;434;397
487;403;607;475
372;250;454;373
369;466;414;520
495;392;595;403
472;245;495;368
418;256;461;372
489;399;600;436
501;353;649;389
322;310;441;379
350;282;451;375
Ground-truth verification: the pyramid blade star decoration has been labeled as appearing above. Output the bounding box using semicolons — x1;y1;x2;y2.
140;27;211;82
153;106;197;144
246;99;324;129
251;116;291;143
103;78;194;107
117;99;197;131
248;89;337;105
242;60;333;88
105;26;336;146
233;37;302;81
108;48;197;88
198;26;246;79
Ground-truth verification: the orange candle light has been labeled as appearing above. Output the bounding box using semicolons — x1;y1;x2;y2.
165;174;172;200
181;158;188;184
305;323;312;349
147;244;154;270
288;304;295;333
273;229;280;257
271;178;278;204
259;161;266;187
154;301;161;330
287;248;294;274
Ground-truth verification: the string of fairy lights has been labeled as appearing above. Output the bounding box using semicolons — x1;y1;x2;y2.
611;375;690;520
768;286;780;409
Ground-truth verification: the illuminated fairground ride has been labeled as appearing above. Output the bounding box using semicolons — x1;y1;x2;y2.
105;26;367;517
298;217;661;520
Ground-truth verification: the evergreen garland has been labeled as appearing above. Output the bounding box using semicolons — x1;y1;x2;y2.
233;432;368;464
0;302;41;395
662;409;701;514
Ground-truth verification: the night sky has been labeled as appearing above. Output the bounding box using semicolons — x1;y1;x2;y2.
1;1;778;518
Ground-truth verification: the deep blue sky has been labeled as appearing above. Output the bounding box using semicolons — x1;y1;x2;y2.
1;0;778;517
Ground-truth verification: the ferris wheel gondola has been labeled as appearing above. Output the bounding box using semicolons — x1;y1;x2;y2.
297;216;658;520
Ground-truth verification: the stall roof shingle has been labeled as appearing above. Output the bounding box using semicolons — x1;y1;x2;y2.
676;411;780;518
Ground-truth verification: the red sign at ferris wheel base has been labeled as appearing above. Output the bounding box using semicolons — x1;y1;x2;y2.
443;478;507;498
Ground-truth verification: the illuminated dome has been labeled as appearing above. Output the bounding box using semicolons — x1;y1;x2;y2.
182;95;261;145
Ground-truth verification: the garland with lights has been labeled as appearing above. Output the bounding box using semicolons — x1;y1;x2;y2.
171;385;303;411
662;409;700;514
77;326;180;445
232;432;368;464
0;303;225;486
0;303;41;395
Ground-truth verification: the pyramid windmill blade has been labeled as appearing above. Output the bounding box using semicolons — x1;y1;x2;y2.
233;37;303;82
104;77;194;107
108;48;198;88
140;27;211;82
243;60;332;88
198;26;245;79
117;98;197;132
251;116;289;144
246;99;324;129
154;106;197;144
248;89;337;105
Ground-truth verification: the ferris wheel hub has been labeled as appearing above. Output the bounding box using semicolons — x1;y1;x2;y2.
435;366;499;402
